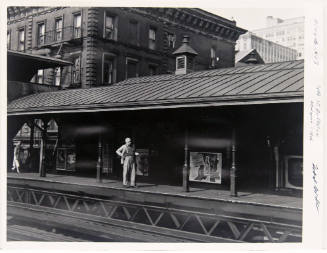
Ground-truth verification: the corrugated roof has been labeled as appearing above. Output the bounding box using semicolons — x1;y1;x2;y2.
8;60;304;116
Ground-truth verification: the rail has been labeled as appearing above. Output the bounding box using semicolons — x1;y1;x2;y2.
41;26;82;46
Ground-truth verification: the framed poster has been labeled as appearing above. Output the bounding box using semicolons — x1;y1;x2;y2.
56;147;76;171
135;149;149;176
284;155;303;190
189;152;222;184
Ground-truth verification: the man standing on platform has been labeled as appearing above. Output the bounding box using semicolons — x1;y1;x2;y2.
116;137;139;188
11;141;21;173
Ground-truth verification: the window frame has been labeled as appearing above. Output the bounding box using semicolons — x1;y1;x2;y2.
148;27;156;50
7;30;11;49
102;52;117;85
148;63;158;76
72;55;81;84
37;21;46;45
73;12;82;39
36;69;44;84
103;12;117;40
128;20;139;46
18;27;25;52
125;57;139;79
55;16;63;41
167;32;176;49
210;48;216;68
54;67;61;86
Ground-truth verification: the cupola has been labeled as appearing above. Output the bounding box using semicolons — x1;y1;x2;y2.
172;35;198;75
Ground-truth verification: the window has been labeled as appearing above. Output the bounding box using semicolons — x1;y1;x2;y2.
38;22;45;45
18;28;25;51
7;30;11;49
176;56;186;70
210;48;216;68
126;57;138;79
73;13;81;38
37;69;44;84
72;56;81;84
167;33;176;48
54;67;61;86
149;28;156;50
129;21;138;45
104;13;116;40
148;64;157;76
55;18;63;41
103;54;116;84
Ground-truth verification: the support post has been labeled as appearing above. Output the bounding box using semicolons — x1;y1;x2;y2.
230;128;237;197
39;119;49;177
29;122;34;151
96;134;103;183
57;118;63;147
274;146;279;190
28;121;35;171
183;127;190;192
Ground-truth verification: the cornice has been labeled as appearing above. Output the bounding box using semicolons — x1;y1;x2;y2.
7;7;68;25
127;8;246;43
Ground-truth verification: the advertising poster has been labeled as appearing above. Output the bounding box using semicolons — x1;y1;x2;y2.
56;148;76;171
189;152;222;184
136;149;149;176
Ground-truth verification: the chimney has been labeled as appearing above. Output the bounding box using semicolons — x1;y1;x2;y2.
173;35;198;75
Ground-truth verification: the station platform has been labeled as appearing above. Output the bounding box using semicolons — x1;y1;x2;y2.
7;172;302;213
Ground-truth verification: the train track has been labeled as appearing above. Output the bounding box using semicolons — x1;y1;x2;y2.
7;185;302;242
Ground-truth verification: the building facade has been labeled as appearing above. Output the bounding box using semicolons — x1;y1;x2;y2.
7;7;246;89
252;16;304;59
236;32;297;63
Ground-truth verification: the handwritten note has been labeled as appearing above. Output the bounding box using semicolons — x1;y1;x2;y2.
308;19;322;143
307;17;323;215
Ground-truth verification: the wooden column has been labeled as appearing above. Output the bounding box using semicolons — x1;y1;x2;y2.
230;128;237;196
57;118;63;147
183;128;190;192
39;119;49;177
274;146;280;190
96;134;103;183
28;121;35;171
29;121;34;151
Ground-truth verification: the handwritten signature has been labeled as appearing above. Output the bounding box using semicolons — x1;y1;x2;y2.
312;163;320;213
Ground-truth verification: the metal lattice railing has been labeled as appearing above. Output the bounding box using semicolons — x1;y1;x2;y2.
7;186;302;242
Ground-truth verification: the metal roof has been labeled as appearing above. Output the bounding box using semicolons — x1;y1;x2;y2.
8;50;73;68
8;50;73;82
8;60;304;116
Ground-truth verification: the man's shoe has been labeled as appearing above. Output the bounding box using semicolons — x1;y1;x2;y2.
131;185;137;188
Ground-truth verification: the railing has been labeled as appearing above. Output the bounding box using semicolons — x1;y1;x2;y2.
7;186;302;243
42;26;82;46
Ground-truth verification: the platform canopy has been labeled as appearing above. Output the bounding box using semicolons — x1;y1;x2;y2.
7;60;304;116
7;50;73;82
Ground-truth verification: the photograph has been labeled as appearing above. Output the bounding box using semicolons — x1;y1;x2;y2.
2;1;323;249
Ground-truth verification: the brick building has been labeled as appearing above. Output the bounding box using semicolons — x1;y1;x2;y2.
7;7;246;89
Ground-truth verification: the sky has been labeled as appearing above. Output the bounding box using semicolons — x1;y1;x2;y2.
202;8;305;31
